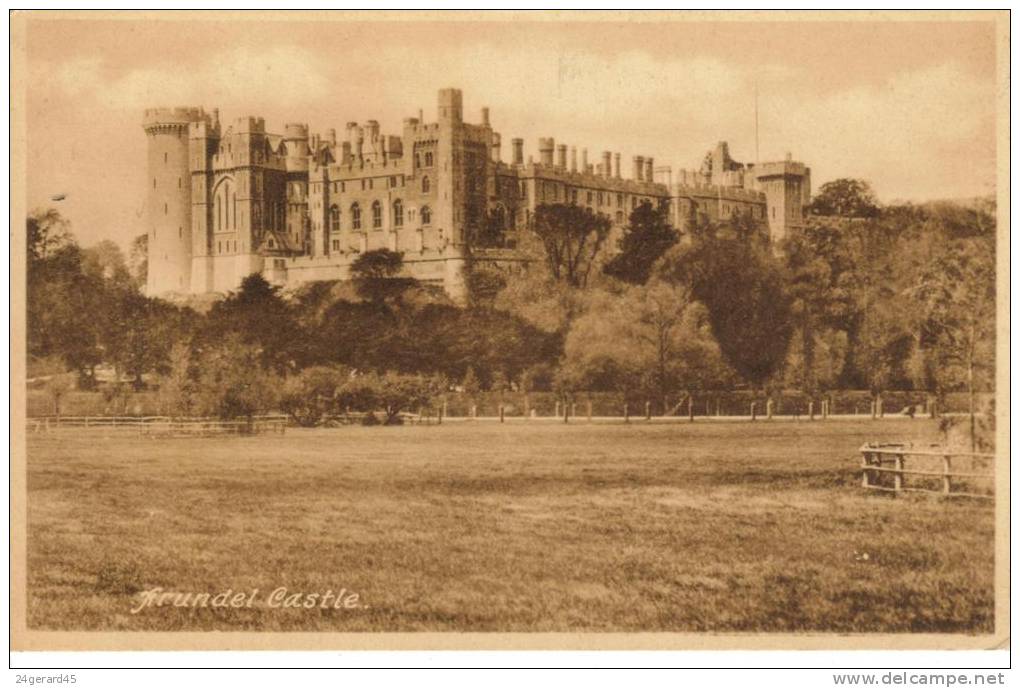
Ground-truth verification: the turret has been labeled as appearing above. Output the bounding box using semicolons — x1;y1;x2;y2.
512;138;524;166
142;107;209;295
438;88;463;123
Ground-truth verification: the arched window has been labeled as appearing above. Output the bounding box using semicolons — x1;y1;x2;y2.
329;205;340;231
421;205;432;226
372;201;382;229
393;199;403;227
424;151;434;167
421;176;430;194
214;178;234;231
351;202;361;230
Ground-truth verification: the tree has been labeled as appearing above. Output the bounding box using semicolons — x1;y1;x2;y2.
350;248;417;304
27;208;73;263
911;236;995;449
336;372;445;425
193;337;280;422
157;342;197;418
807;178;880;218
82;240;133;287
658;227;793;390
560;282;733;412
603;201;678;285
201;273;302;373
129;233;148;289
279;366;350;427
530;203;611;288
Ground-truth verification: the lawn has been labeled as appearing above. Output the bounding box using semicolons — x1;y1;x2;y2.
25;419;995;632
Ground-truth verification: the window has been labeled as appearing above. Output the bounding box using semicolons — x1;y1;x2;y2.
617;193;623;207
372;201;382;229
390;176;398;188
408;208;416;223
393;199;403;227
421;176;430;194
414;153;421;169
771;207;776;219
351;202;361;230
586;192;593;205
332;239;340;251
329;205;340;231
615;211;624;224
424;151;434;167
421;205;432;225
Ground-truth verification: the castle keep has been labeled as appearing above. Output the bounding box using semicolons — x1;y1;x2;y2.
143;88;810;299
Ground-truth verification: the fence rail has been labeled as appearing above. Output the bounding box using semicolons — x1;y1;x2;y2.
29;415;288;437
860;443;994;499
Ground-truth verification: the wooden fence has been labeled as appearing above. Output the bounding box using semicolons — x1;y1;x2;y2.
29;415;288;437
860;443;995;499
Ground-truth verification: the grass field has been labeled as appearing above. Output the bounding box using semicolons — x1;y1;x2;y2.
25;419;994;633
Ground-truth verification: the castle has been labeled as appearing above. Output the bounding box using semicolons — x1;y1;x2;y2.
143;88;811;300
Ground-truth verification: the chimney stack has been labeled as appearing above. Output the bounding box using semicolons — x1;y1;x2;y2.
570;146;578;173
602;151;612;179
481;107;490;126
557;144;567;169
539;137;555;166
613;153;621;178
634;155;645;181
582;148;589;172
645;157;654;183
512;138;524;165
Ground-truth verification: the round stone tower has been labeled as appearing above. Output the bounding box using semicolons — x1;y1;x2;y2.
142;107;208;295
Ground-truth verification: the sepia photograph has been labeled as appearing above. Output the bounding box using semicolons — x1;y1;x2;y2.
8;10;1009;656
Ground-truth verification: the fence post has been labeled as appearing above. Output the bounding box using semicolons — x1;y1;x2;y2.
471;404;477;420
555;401;560;419
499;404;505;423
823;399;829;420
84;416;90;428
808;401;814;421
870;400;877;420
564;402;569;424
623;403;629;424
893;453;903;493
716;399;721;417
930;400;937;419
688;396;694;422
861;451;870;489
750;402;756;421
942;454;952;495
766;399;774;420
586;400;593;422
645;401;651;421
437;407;443;425
442;399;449;420
877;394;883;419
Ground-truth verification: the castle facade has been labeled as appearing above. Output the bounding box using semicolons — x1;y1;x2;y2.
143;88;810;299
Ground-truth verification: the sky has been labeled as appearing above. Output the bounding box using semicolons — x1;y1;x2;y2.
22;14;999;249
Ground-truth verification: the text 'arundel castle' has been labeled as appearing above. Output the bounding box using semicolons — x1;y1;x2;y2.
143;88;811;299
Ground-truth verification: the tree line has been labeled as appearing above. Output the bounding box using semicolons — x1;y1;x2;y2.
26;177;996;423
